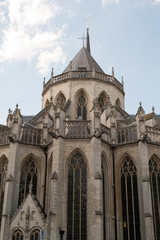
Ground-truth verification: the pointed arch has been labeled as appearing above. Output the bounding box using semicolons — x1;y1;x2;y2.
67;149;87;239
30;228;40;240
75;88;89;120
45;99;50;108
115;98;121;108
149;155;160;239
55;91;66;110
0;155;8;226
18;155;39;206
121;156;141;240
11;228;24;240
98;91;109;113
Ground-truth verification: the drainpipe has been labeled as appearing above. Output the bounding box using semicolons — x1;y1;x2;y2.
112;145;117;240
43;147;48;211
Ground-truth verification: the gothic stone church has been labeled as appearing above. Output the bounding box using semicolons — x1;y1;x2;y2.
0;29;160;240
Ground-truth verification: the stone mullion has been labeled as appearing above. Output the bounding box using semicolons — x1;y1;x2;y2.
131;174;136;240
125;174;130;240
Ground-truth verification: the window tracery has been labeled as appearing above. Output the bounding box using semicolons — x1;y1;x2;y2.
0;157;8;225
56;93;66;110
30;229;40;240
77;94;87;120
149;157;160;239
12;229;24;240
121;157;141;240
67;151;87;240
18;157;38;206
98;93;107;113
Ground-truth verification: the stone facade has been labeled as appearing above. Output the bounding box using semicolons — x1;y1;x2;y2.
0;30;159;240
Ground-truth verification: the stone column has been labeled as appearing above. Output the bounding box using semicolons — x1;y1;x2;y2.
50;136;65;240
88;102;103;240
136;103;154;240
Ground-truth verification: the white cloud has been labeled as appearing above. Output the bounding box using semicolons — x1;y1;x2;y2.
102;0;120;7
68;9;76;18
0;0;67;75
37;47;66;74
0;9;5;23
154;0;160;3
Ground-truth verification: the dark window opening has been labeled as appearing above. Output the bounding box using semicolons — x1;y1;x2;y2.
67;151;87;240
121;157;141;240
78;67;86;72
18;157;38;206
30;229;40;240
12;230;24;240
149;157;160;240
77;94;87;120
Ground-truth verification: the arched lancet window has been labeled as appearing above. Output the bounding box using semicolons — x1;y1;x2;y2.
149;157;160;239
121;157;141;240
67;151;87;240
18;157;38;206
56;92;66;110
0;157;8;225
115;98;121;108
101;154;106;240
30;229;40;240
45;99;49;108
12;229;24;240
98;92;107;113
77;93;87;120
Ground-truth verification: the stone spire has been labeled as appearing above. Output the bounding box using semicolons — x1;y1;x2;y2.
85;28;91;54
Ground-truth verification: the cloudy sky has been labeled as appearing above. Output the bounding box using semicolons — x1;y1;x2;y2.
0;0;160;124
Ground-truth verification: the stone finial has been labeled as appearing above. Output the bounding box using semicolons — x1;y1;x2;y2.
137;102;145;116
152;106;155;113
51;68;54;78
112;66;114;77
13;104;22;118
8;108;12;115
121;76;124;85
69;61;72;71
43;77;45;86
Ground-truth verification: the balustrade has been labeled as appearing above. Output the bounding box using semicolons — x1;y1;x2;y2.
146;126;160;144
117;126;137;144
20;126;42;145
65;120;91;138
0;129;11;145
43;71;123;93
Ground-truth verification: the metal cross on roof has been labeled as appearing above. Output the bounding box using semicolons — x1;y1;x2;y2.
78;33;86;47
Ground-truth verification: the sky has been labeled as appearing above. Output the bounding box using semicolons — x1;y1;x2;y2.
0;0;160;124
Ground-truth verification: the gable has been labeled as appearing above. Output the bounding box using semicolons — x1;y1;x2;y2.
10;194;46;232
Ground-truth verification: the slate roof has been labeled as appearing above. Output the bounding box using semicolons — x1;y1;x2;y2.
63;47;104;74
22;115;34;123
115;106;135;123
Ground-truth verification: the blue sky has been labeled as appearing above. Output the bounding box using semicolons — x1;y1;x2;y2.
0;0;160;124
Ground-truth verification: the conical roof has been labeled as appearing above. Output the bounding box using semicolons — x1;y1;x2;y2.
63;47;104;74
